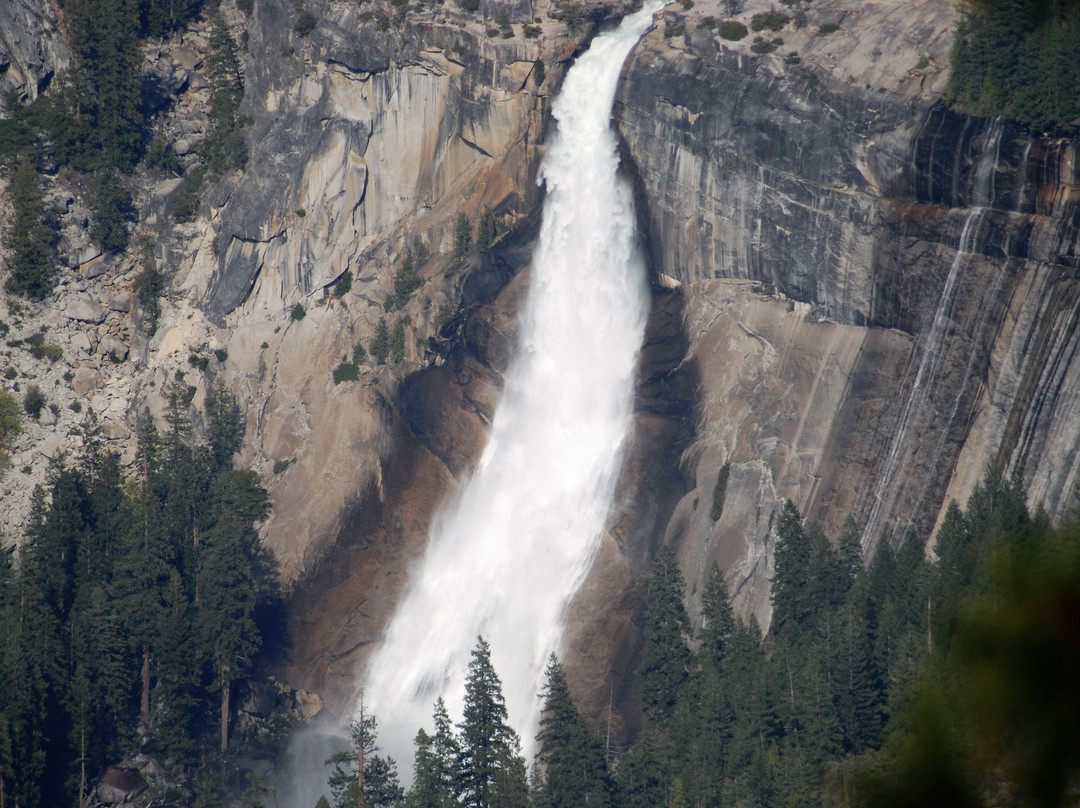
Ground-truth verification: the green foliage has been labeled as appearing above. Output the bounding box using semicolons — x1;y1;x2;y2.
750;36;782;54
88;170;136;253
476;208;496;253
189;353;210;371
26;333;63;362
3;161;56;300
717;20;748;40
47;0;145;172
947;0;1080;128
22;385;46;419
389;318;406;362
750;10;790;31
638;545;692;724
272;458;292;474
532;58;545;87
332;361;360;384
0;387;22;445
141;0;205;38
817;21;840;35
143;137;183;174
710;461;730;521
457;637;530;808
291;302;307;321
205;9;249;175
664;19;685;38
172;165;207;223
386;255;423;310
407;698;459;808
325;713;403;808
370;317;390;364
536;655;612;808
333;270;353;297
454;212;471;257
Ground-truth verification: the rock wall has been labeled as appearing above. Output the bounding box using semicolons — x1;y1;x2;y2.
613;0;1080;646
0;0;70;104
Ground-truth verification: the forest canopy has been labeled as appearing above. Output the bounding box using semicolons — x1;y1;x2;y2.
949;0;1080;129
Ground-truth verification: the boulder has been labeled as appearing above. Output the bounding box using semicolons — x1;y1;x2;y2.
99;335;129;361
73;366;101;396
66;298;108;324
109;291;134;313
70;330;94;354
97;768;147;805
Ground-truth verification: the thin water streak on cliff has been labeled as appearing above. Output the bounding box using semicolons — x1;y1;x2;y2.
862;208;986;551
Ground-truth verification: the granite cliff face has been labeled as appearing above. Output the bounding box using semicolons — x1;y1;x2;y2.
612;0;1080;654
4;0;1080;747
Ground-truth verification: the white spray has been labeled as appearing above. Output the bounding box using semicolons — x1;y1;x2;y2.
360;1;661;773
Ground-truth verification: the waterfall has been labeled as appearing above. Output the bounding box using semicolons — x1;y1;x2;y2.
862;119;1005;549
359;1;660;772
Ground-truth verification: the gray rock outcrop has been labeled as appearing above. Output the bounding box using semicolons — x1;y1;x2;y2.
0;0;70;105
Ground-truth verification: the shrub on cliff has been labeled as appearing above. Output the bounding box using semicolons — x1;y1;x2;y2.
750;10;789;31
370;317;390;363
718;20;748;40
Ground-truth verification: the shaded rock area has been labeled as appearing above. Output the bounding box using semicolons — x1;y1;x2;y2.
0;0;70;104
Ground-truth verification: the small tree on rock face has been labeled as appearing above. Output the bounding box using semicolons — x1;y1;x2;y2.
371;317;390;364
454;212;471;257
475;208;496;253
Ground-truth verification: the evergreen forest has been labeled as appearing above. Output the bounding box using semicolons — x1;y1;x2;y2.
0;0;246;302
948;0;1080;129
329;467;1080;808
0;380;276;808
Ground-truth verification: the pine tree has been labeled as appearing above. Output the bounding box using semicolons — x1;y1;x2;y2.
198;468;267;751
454;212;471;257
3;160;56;299
638;546;692;725
699;562;735;664
535;654;610;808
457;637;529;808
389;318;406;363
408;698;460;808
476;208;496;253
206;381;245;471
88;169;135;252
838;514;863;583
770;500;812;635
326;713;404;808
205;8;247;175
614;734;666;808
371;317;390;364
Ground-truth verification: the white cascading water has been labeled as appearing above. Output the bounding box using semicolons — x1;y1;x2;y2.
862;118;1004;548
360;0;662;771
